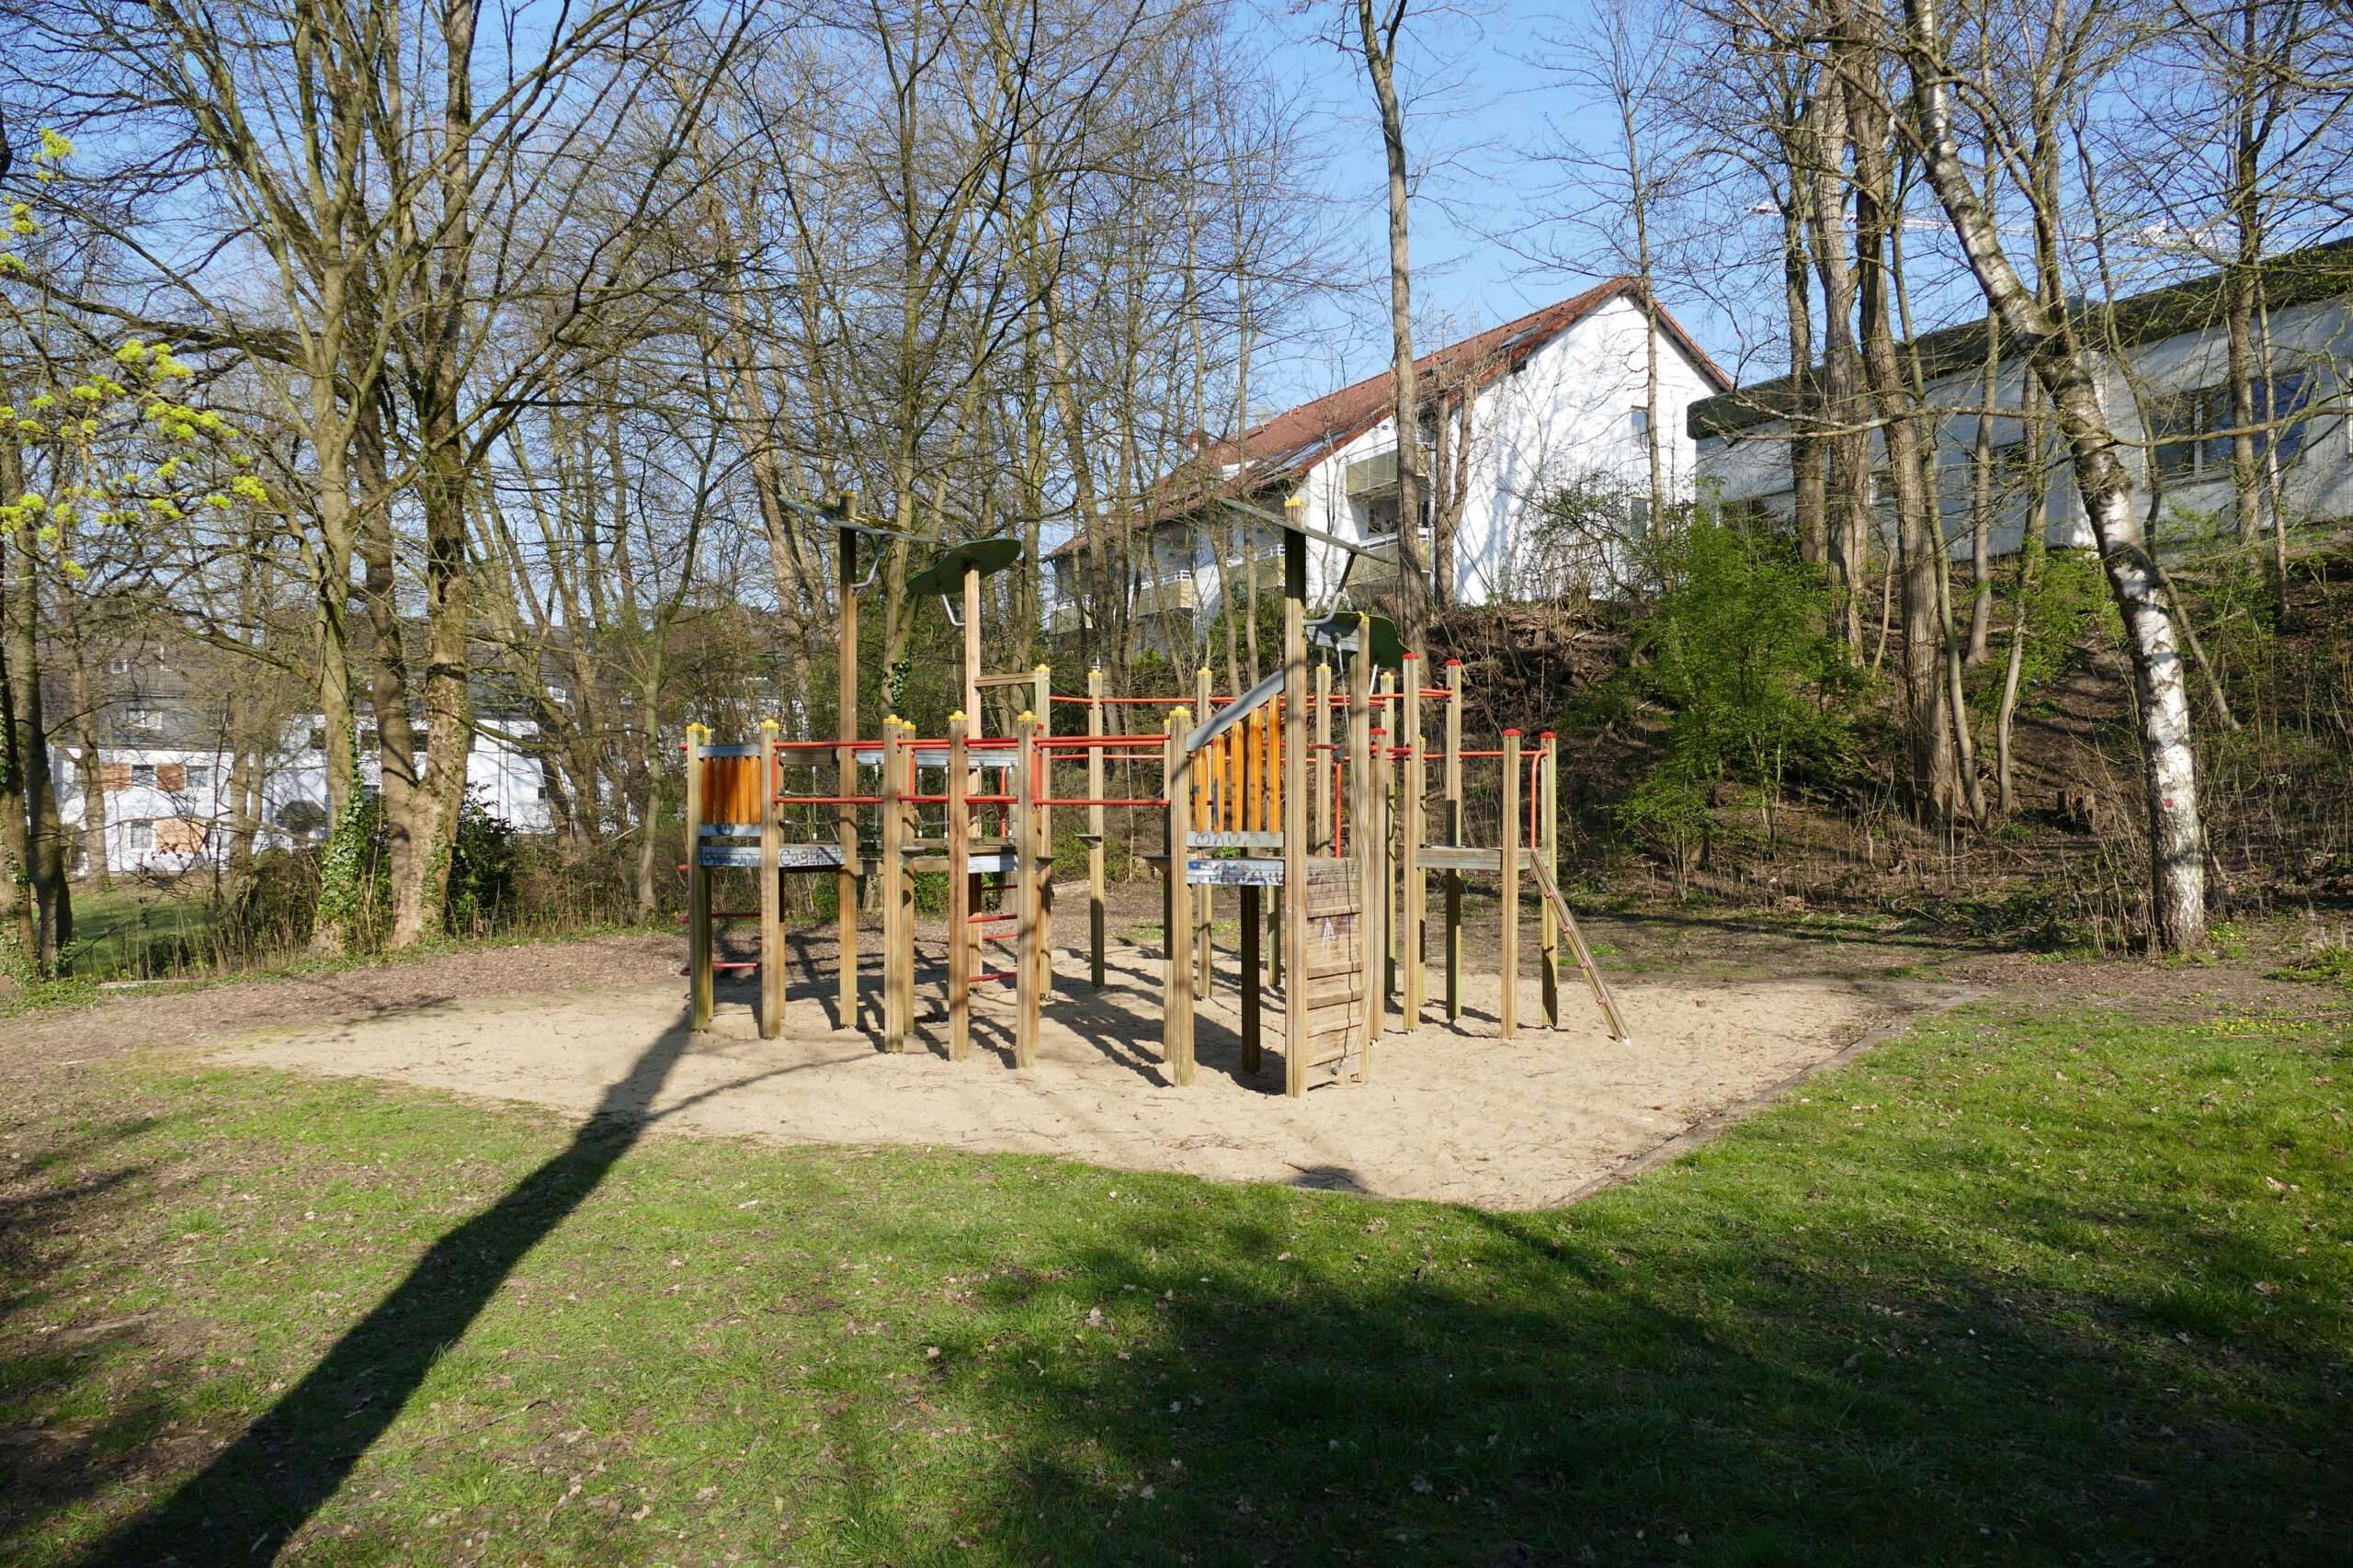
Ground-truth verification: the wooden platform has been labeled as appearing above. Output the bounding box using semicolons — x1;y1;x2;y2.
1416;846;1543;873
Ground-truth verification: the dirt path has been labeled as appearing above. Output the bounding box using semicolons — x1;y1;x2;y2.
210;935;1940;1210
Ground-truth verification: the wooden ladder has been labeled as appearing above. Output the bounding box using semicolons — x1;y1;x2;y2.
1525;860;1633;1045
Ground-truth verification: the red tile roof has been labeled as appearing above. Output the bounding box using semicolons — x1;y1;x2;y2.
1048;279;1729;559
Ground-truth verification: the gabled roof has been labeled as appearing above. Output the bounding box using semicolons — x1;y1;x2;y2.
1048;278;1732;559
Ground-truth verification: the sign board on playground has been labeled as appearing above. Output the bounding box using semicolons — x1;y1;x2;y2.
698;843;849;869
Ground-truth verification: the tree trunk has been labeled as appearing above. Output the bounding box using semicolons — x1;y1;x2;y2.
1800;76;1870;648
1358;0;1428;657
1904;0;2206;949
1842;27;1953;826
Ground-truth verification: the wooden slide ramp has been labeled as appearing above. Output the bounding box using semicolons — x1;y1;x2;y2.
1526;860;1634;1045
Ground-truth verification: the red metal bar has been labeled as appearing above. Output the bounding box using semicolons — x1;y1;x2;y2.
968;793;1016;805
973;969;1017;983
711;960;758;971
1457;749;1506;759
970;912;1017;924
1034;735;1162;748
776;794;881;805
772;738;850;750
1418;688;1451;699
1038;796;1164;808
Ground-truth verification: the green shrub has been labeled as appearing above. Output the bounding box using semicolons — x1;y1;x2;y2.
445;793;521;937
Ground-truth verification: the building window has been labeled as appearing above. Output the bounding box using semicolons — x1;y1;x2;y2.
108;657;131;676
123;708;161;733
131;763;157;788
125;821;153;852
186;764;213;792
2152;375;2312;480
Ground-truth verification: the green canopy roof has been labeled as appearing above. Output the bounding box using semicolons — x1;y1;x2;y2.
1308;612;1404;671
907;538;1025;597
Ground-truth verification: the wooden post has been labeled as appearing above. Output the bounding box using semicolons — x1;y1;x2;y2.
1540;730;1560;1029
948;711;972;1061
1086;665;1107;989
1033;665;1053;998
1164;708;1195;1085
835;508;860;1028
1280;532;1308;1100
1402;656;1425;1028
1500;728;1521;1040
961;562;983;731
1239;883;1262;1074
759;718;783;1039
881;717;907;1052
1193;665;1213;995
1013;710;1041;1068
1376;668;1396;1020
1444;659;1463;1023
686;723;712;1030
1312;661;1332;851
961;562;984;1011
1348;619;1374;1077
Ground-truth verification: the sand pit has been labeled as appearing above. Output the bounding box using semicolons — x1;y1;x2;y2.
214;940;1928;1210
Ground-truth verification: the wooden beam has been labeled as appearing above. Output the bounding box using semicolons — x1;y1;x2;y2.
1087;665;1107;989
1348;618;1374;1078
1377;668;1396;1028
1281;530;1309;1099
835;513;860;1029
1526;857;1635;1044
1035;665;1054;1001
1444;658;1463;1023
948;712;972;1062
1240;884;1262;1074
686;723;712;1030
1013;710;1041;1068
1500;728;1520;1041
1312;661;1332;852
1540;730;1560;1029
1193;665;1213;997
1164;709;1196;1086
881;718;908;1053
1402;656;1425;1027
758;718;783;1040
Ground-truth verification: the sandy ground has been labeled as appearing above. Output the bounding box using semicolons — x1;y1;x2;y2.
212;937;1931;1210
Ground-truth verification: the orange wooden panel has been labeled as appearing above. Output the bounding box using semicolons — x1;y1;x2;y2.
701;755;762;824
1233;724;1251;837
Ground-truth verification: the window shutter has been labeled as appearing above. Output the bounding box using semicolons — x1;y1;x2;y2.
157;763;188;791
101;762;131;792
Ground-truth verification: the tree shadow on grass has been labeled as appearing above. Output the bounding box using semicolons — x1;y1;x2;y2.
841;1176;2349;1566
75;1012;698;1566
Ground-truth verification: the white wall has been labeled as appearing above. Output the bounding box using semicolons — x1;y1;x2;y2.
1283;294;1721;608
55;722;554;877
1696;294;2353;556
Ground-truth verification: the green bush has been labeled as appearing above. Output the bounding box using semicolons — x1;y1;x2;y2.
445;793;521;937
1587;509;1855;869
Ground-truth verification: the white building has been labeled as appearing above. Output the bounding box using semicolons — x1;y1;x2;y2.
51;676;553;878
1047;278;1731;642
1689;242;2353;551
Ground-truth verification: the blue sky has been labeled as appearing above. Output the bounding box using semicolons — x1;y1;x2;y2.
1228;0;1756;413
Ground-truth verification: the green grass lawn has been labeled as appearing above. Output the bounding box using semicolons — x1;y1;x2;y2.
57;882;223;983
2;987;2347;1564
